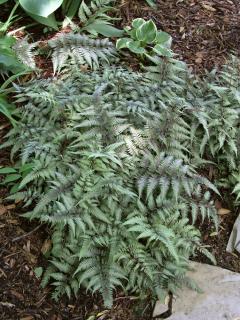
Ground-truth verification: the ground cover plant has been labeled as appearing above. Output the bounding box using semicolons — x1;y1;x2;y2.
2;30;240;308
0;1;240;319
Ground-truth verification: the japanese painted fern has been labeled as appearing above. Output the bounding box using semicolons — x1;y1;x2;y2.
5;41;240;308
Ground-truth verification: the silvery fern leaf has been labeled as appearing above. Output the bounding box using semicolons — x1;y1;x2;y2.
48;33;116;73
13;36;37;69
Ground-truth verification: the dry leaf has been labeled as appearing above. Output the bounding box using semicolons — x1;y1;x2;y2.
202;3;216;11
180;26;184;32
23;240;31;252
0;267;7;278
6;204;16;210
0;205;7;215
9;258;16;268
24;251;37;264
210;231;218;237
196;51;204;58
195;57;203;64
41;239;52;255
20;316;34;320
218;208;231;215
215;199;222;210
0;301;15;308
7;219;19;225
10;289;24;301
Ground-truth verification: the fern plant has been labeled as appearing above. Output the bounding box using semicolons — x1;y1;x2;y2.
2;48;223;307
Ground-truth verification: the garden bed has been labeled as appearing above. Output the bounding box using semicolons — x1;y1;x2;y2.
1;1;240;320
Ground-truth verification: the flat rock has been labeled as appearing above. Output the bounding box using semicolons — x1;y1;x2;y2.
154;262;240;320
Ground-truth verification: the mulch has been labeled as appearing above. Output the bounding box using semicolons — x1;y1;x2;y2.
118;0;240;73
1;0;240;319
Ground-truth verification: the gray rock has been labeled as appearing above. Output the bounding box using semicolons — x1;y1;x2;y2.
227;215;240;253
152;299;169;317
154;262;240;320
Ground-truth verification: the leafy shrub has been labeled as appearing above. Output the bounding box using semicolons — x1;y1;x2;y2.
2;33;228;306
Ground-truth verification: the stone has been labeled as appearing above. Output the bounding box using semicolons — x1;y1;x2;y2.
154;262;240;320
152;299;169;317
227;215;240;253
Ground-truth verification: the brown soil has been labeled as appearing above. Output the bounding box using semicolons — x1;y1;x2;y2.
118;0;240;72
1;0;240;319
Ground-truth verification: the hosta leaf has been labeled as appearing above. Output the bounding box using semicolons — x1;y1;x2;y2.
155;31;172;45
116;38;131;50
152;44;173;57
27;12;58;29
136;20;157;43
128;41;146;54
132;18;145;29
19;0;63;17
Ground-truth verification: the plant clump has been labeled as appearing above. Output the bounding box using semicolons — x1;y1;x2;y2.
2;30;240;308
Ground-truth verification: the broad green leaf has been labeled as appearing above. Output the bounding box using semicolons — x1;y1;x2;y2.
0;0;8;3
0;53;26;73
0;167;17;174
152;44;173;57
128;40;146;54
86;22;124;37
132;18;145;29
155;31;172;45
2;173;21;183
0;95;17;125
27;12;58;29
62;0;80;16
19;0;63;17
0;36;16;48
136;20;157;44
116;38;131;50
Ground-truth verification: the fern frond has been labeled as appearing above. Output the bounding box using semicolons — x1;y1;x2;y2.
13;36;37;69
48;33;116;73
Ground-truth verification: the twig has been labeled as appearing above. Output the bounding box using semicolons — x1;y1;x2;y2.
11;224;42;242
